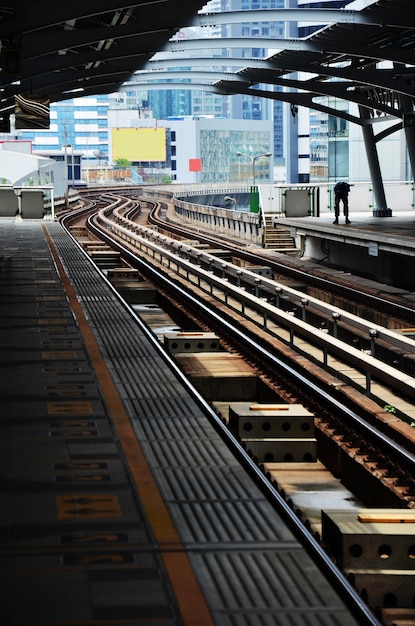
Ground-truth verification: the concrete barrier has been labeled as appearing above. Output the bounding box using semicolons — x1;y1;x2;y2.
229;402;315;438
322;509;415;608
164;332;222;353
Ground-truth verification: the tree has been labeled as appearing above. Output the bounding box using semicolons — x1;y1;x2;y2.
114;157;131;167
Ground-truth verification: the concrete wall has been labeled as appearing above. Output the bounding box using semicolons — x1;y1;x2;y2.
304;234;415;290
174;196;262;244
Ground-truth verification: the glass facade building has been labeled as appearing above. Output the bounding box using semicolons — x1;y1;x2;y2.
200;128;272;183
221;0;285;163
309;98;349;182
291;0;351;183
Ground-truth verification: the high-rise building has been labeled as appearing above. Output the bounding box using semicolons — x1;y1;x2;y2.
218;0;285;163
286;0;351;184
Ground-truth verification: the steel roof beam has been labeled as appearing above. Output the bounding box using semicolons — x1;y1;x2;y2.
192;8;393;28
162;36;415;67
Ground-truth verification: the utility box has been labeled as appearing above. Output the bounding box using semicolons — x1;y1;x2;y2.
284;189;310;217
243;438;317;463
322;509;415;570
229;402;316;463
247;266;273;278
322;509;415;609
20;190;45;218
229;402;314;438
0;187;18;216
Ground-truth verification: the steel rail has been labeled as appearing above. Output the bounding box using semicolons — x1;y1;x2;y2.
89;205;415;469
125;205;415;353
146;198;415;321
78;211;381;626
96;204;415;410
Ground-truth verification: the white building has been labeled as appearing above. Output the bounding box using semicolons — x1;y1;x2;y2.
107;110;273;184
0;140;65;193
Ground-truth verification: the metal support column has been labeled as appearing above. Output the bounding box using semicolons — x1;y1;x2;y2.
400;94;415;181
359;105;391;217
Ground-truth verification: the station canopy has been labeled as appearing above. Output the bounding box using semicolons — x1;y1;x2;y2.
218;0;415;126
1;0;415;126
0;0;207;117
134;0;415;128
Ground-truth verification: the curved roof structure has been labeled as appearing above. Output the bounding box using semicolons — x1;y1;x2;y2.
0;0;207;115
133;0;415;127
228;0;415;126
1;1;414;128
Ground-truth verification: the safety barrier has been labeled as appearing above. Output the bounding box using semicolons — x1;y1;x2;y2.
322;509;415;608
229;402;317;463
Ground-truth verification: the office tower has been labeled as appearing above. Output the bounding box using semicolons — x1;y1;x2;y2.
286;0;351;183
220;0;285;164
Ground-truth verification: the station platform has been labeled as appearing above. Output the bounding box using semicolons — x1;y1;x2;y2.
277;209;415;248
273;210;415;293
162;185;415;291
0;218;365;625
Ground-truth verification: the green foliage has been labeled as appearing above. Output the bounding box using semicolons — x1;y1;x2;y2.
114;158;131;167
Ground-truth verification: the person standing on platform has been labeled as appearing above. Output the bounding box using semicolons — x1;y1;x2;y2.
333;181;351;224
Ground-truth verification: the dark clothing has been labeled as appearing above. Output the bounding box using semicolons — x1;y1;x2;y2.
334;181;350;195
333;181;350;219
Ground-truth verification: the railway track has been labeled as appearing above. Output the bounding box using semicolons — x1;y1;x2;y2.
78;187;414;325
142;189;415;329
59;189;415;622
60;190;415;502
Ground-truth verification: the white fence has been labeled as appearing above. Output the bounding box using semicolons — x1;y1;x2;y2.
152;180;415;216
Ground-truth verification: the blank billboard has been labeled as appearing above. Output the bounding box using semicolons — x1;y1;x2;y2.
112;127;166;162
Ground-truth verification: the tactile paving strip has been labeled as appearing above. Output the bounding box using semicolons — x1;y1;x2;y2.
0;222;181;623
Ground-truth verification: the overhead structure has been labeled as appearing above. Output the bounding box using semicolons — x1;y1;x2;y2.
2;0;415;214
137;1;415;126
0;0;207;116
216;0;415;215
133;0;415;215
